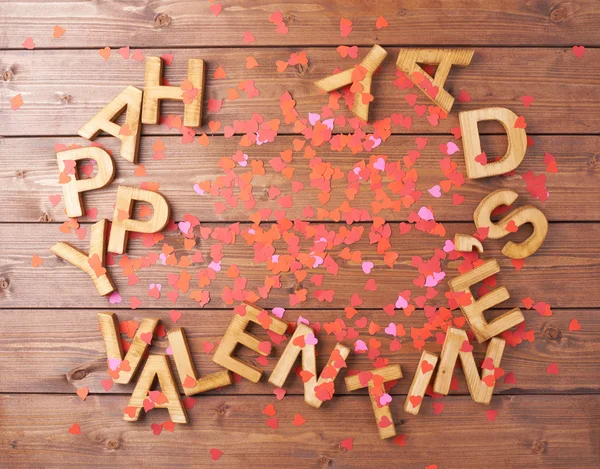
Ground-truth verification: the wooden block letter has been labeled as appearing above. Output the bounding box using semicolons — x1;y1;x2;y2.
314;45;387;122
50;219;115;296
269;323;351;409
97;312;159;384
212;303;288;383
433;328;505;405
449;258;524;343
395;48;474;113
78;85;143;164
168;328;233;396
108;186;170;254
453;233;484;253
123;355;188;423
474;189;548;259
142;56;205;127
404;351;439;415
459;107;527;179
56;147;115;218
345;365;402;439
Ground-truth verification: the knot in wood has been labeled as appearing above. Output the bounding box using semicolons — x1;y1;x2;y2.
542;325;562;341
217;403;229;415
285;14;295;23
294;63;309;77
107;439;120;450
70;369;88;380
15;169;24;178
550;7;566;22
0;278;9;290
532;439;548;454
2;68;13;81
399;8;407;16
318;455;332;466
40;213;53;222
154;13;171;28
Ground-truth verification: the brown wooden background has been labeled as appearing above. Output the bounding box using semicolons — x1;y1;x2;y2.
1;1;599;468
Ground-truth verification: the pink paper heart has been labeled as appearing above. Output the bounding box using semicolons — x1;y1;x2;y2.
272;307;285;318
362;261;374;274
297;315;309;325
178;221;191;235
109;291;122;304
428;185;442;198
108;358;121;371
384;323;396;336
395;294;408;309
369;137;382;150
443;239;455;252
373;157;385;171
378;393;392;406
354;339;368;352
446;141;460;155
308;113;320;126
305;333;318;345
418;206;434;221
193;184;205;195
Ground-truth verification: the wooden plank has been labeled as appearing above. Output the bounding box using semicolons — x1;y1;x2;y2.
2;0;600;49
1;394;598;468
2;47;600;136
0;222;597;309
0;308;596;395
1;135;597;223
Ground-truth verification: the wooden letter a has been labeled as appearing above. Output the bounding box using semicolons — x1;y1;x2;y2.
395;48;474;113
78;85;143;163
269;323;351;408
123;355;188;423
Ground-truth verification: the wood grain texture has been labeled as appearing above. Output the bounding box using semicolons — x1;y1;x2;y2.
1;394;598;468
2;222;597;309
1;135;597;223
0;309;596;396
2;48;600;136
2;0;600;48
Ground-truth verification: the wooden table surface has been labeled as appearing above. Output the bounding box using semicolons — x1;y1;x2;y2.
1;1;599;468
